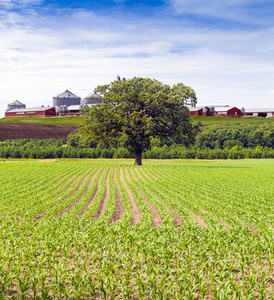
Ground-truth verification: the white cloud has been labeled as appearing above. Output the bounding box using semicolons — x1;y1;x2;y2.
0;7;274;117
0;0;43;9
169;0;273;26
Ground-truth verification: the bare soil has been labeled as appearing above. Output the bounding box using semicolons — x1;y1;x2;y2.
0;122;77;141
120;167;141;225
93;168;111;219
189;210;208;228
110;167;124;223
200;208;231;229
77;168;104;217
125;168;162;227
56;169;97;218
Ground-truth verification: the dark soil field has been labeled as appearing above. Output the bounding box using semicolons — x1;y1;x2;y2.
0;122;77;141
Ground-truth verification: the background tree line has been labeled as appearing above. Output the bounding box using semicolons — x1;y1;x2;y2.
1;123;274;159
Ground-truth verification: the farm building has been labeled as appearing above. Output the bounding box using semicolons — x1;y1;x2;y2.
52;90;81;107
6;100;26;111
65;105;82;116
188;106;211;116
213;106;242;117
244;108;274;118
5;106;56;117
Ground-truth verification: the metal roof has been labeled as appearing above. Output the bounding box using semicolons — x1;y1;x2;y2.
245;108;274;113
67;105;80;110
84;91;102;99
214;106;235;112
67;104;95;110
188;106;208;112
55;90;80;99
6;106;54;113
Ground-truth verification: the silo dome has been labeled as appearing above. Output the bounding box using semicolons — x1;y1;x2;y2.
82;90;102;105
52;89;81;107
7;100;26;111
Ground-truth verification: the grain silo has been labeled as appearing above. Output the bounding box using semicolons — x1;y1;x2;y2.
82;90;102;106
52;89;81;107
6;100;26;111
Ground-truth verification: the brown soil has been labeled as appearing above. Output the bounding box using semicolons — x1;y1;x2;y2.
110;167;124;223
143;167;158;181
134;167;147;184
0;122;77;141
57;169;100;217
189;210;208;228
120;167;141;225
138;168;150;181
93;168;111;219
129;167;138;181
34;171;88;219
77;168;104;217
131;167;183;226
125;168;162;228
147;189;184;226
200;208;231;229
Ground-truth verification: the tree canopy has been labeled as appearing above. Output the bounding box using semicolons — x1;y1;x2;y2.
80;77;200;165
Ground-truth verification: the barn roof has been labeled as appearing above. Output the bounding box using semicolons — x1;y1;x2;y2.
6;106;55;113
214;106;238;112
245;108;274;113
188;106;208;112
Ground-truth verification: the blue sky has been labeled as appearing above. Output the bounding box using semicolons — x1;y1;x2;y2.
0;0;274;116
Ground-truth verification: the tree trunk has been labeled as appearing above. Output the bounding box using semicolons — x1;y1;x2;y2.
134;153;142;165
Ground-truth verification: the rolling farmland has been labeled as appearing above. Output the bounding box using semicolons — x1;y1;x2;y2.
0;159;273;299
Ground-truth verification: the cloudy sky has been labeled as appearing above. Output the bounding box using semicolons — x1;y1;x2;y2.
0;0;274;117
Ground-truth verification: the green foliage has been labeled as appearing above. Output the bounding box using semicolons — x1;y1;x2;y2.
196;123;274;149
0;160;273;298
80;77;199;163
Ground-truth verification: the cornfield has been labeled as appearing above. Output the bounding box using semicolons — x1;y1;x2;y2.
0;159;273;299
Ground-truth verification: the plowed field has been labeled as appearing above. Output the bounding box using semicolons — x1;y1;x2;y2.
0;122;77;141
0;159;273;298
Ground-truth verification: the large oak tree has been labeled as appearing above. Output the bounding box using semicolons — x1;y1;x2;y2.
80;77;199;165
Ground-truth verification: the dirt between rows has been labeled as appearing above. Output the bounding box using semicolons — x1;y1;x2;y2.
0;123;78;141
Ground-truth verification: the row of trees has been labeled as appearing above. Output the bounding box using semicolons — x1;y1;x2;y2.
1;139;274;159
196;123;274;149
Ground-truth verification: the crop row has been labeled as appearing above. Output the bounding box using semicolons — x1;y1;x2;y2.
0;159;273;299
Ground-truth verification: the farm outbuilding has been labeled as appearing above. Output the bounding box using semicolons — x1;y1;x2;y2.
244;108;274;118
5;106;56;117
188;106;211;116
213;106;241;117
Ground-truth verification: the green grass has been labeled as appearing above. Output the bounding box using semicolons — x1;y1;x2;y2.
2;115;274;126
190;115;274;125
0;116;83;125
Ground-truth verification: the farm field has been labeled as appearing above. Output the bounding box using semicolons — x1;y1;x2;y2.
0;159;273;299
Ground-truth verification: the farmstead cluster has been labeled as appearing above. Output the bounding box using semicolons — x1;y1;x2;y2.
5;89;274;118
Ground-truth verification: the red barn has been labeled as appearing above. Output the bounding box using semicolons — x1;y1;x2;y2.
214;106;241;117
5;106;56;117
188;106;211;116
